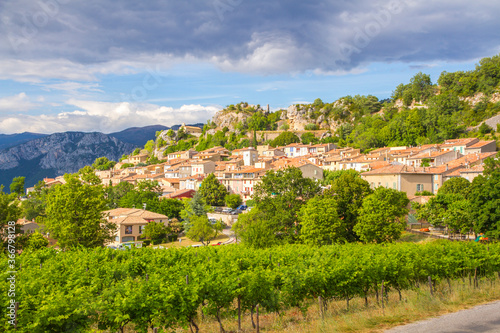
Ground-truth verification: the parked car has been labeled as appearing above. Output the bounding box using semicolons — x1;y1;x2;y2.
222;208;232;214
211;242;223;246
236;204;248;210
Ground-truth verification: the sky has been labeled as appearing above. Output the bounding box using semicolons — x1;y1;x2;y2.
0;0;499;134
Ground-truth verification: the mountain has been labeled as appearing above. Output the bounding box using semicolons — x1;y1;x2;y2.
0;132;48;150
0;132;135;189
109;125;169;147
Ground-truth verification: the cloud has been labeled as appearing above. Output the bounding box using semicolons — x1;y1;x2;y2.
0;0;499;77
0;100;220;134
0;92;39;112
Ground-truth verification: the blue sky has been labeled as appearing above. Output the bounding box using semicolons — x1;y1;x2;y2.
0;0;499;134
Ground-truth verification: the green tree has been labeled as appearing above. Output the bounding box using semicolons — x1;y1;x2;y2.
225;194;242;209
298;196;347;245
157;198;184;219
92;157;116;171
354;187;409;243
24;231;49;251
78;166;102;185
438;177;471;197
199;173;228;206
0;186;22;232
166;129;175;137
43;174;116;249
444;199;473;234
143;221;169;245
469;171;500;238
301;132;317;144
180;192;209;231
10;176;25;197
106;182;135;208
232;207;278;248
270;131;300;147
186;215;222;246
144;139;155;153
324;172;372;241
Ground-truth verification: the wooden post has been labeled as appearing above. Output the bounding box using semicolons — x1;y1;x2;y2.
318;296;324;320
146;274;149;281
237;279;241;332
381;281;385;315
153;328;158;333
40;263;42;269
474;268;478;289
186;274;189;285
14;302;18;329
256;304;260;333
428;276;433;296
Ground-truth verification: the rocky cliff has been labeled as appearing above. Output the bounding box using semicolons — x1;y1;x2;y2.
0;132;135;188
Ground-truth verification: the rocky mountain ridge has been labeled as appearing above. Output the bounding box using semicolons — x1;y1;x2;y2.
0;132;135;188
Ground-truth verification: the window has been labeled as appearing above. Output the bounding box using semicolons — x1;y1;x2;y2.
393;182;396;189
416;184;424;192
139;226;144;234
385;182;388;188
125;226;133;234
122;236;134;243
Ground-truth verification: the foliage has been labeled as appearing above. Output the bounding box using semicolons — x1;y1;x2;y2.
120;163;134;169
166;129;175;137
43;174;116;249
438;177;471;196
146;156;161;165
198;173;228;206
78;166;102;185
157;198;184;219
304;123;319;131
232;207;279;248
2;242;500;332
24;232;49;251
0;186;22;231
298;196;347;245
392;72;435;105
469;171;500;238
105;182;135;209
300;132;318;144
180;192;208;231
225;193;242;209
143;221;169;245
92;157;116;171
186;215;222;246
270;131;300;147
324;172;372;242
354;187;409;243
10;176;25;197
132;148;141;155
322;169;360;186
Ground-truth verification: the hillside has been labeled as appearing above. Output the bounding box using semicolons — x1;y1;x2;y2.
109;125;169;147
0;132;135;189
0;132;47;150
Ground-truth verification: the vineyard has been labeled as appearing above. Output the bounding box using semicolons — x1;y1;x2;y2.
2;241;500;332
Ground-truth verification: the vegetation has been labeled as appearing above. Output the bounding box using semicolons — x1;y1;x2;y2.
225;193;242;209
186;215;223;246
2;241;500;332
270;131;300;147
143;221;170;245
42;174;116;249
91;157;116;171
199;173;229;206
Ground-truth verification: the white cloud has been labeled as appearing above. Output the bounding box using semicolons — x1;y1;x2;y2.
0;92;39;112
0;100;221;134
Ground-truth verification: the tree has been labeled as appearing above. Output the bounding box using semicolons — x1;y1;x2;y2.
199;173;228;206
21;180;50;221
78;166;102;185
24;231;49;251
92;157;116;171
157;198;184;219
225;194;242;209
186;215;222;246
10;176;25;197
180;192;209;231
354;187;409;243
144;140;155;153
143;221;169;245
252;167;322;244
444;199;473;234
322;169;359;186
298;196;347;246
469;170;500;238
270;131;300;147
324;172;372;241
232;207;278;248
43;174;116;249
438;177;471;196
166;129;175;137
300;132;317;144
106;182;135;208
0;186;22;236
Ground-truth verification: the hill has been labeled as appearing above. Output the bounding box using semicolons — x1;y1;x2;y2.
109;125;169;147
0;132;135;189
0;132;47;150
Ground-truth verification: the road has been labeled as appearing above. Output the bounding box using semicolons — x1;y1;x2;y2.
386;301;500;333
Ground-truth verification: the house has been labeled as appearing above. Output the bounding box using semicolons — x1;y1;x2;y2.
261;148;285;157
179;175;205;191
464;140;497;155
405;150;460;167
129;153;149;165
191;160;216;176
361;164;434;197
439;138;479;155
241;147;258;166
105;208;169;244
162;189;196;200
167;149;198;161
180;123;203;137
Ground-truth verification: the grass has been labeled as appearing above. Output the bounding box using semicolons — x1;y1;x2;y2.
190;275;500;333
397;231;431;243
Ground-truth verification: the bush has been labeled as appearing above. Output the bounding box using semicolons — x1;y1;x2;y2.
304;123;319;131
245;199;255;207
225;194;242;209
415;191;434;196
